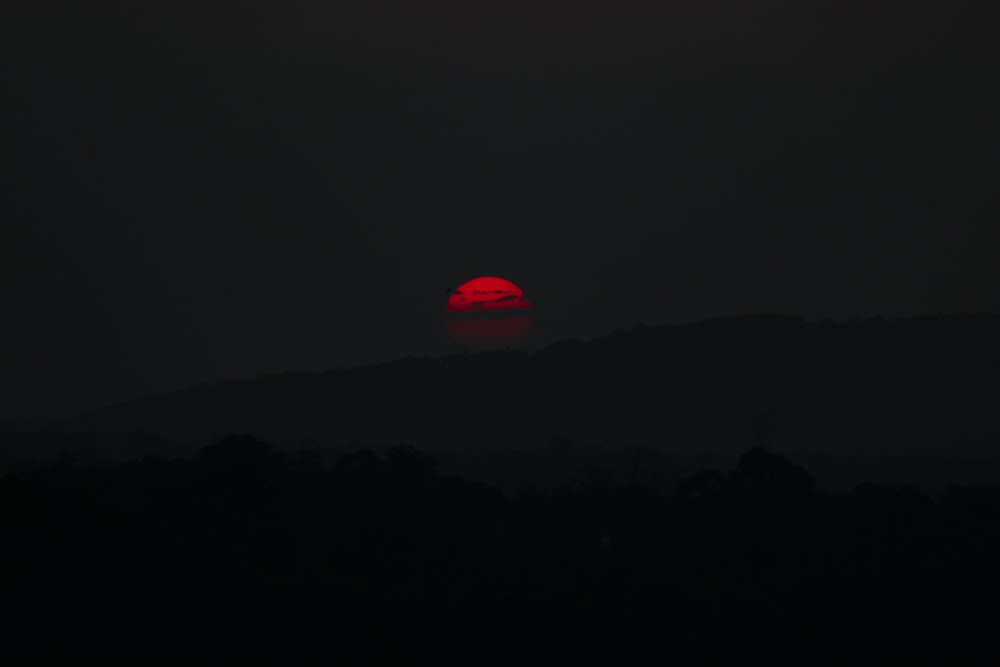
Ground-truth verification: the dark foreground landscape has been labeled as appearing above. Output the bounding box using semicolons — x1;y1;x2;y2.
3;314;1000;664
2;437;999;665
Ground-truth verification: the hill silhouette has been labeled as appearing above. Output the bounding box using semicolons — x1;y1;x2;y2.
4;313;1000;487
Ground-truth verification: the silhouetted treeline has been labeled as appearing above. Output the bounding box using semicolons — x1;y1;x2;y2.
2;436;999;665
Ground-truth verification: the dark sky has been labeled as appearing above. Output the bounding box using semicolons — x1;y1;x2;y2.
4;0;998;419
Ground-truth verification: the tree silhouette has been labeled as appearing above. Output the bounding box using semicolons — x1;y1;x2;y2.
0;436;998;664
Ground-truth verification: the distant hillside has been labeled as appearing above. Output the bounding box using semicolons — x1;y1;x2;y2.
31;314;997;464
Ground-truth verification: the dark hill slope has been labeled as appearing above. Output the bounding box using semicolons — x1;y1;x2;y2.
54;314;1000;462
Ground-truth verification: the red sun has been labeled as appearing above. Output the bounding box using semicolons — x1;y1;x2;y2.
446;276;532;349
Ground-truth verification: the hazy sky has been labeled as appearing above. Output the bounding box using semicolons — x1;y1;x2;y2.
4;0;998;419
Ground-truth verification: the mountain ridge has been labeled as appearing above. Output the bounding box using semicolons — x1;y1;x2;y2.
35;313;997;459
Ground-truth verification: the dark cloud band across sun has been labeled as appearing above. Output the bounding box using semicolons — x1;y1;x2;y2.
446;276;533;314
